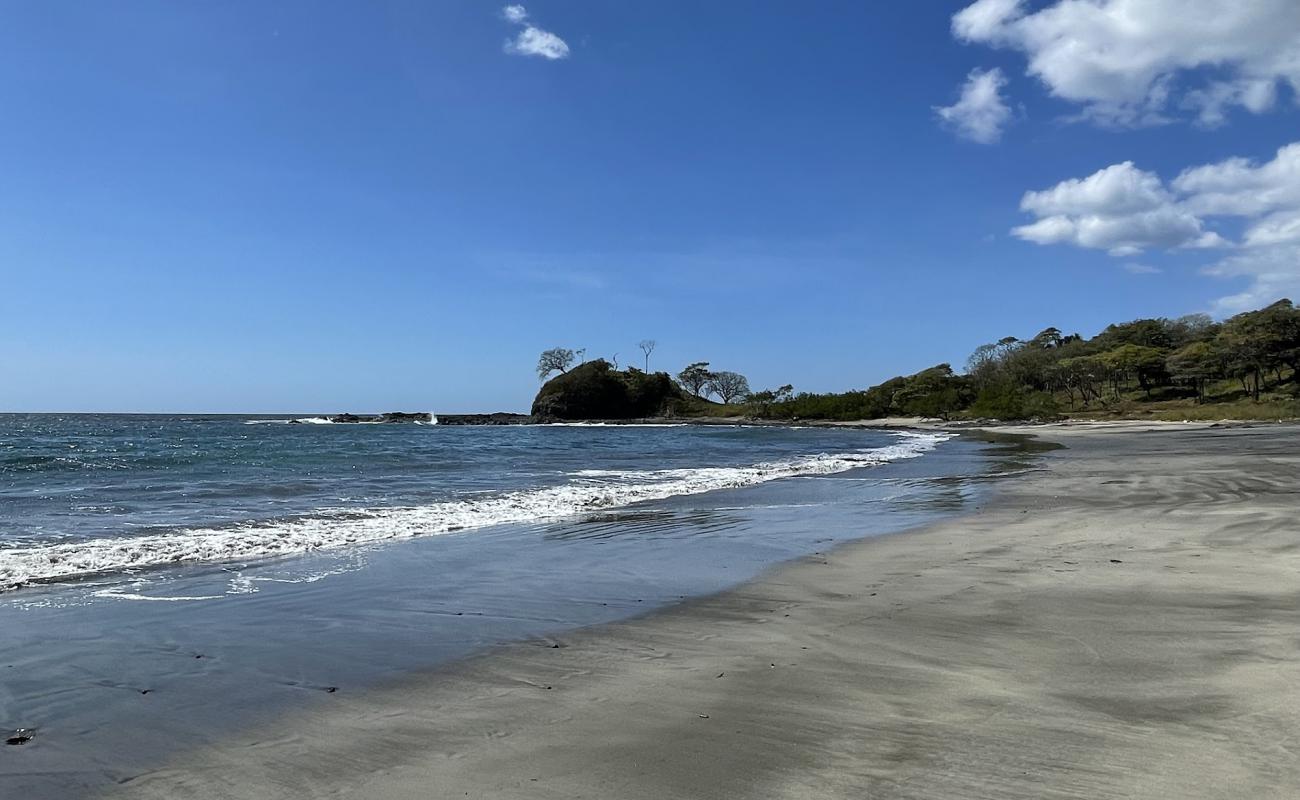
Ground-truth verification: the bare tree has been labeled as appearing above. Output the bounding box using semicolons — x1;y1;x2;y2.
609;353;619;370
638;339;657;372
706;371;750;404
537;348;576;380
576;348;587;364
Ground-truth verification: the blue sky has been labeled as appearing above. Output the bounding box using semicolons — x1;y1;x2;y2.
4;1;1299;412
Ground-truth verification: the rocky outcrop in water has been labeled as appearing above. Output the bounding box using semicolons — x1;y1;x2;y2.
304;412;434;424
436;413;534;425
531;360;687;421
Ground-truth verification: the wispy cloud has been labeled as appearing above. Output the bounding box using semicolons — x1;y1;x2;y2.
1123;262;1161;275
500;5;570;60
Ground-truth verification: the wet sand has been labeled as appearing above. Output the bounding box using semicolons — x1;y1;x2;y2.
110;424;1300;799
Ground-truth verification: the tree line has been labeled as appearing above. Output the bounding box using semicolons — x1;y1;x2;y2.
534;299;1300;421
744;299;1300;421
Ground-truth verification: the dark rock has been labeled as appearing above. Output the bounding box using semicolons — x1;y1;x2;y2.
326;412;434;424
435;413;534;425
6;729;34;745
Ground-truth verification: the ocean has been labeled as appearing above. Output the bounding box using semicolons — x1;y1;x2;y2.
0;414;1015;797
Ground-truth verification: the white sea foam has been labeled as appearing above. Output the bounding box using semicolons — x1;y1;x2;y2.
92;589;226;602
543;422;690;427
0;432;951;591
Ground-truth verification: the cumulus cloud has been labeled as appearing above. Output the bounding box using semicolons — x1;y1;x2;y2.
935;67;1013;143
1173;143;1300;219
1015;142;1300;312
1014;161;1224;255
500;5;569;60
951;0;1300;126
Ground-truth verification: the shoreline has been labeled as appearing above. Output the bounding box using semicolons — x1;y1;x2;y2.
110;423;1300;799
3;424;986;800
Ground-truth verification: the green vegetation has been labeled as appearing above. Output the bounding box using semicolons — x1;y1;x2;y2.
536;347;576;380
738;299;1300;422
531;359;689;420
533;301;1300;422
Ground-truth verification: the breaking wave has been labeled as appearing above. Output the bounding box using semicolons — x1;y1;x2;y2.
0;432;951;591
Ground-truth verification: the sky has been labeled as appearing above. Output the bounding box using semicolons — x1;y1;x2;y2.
3;0;1300;413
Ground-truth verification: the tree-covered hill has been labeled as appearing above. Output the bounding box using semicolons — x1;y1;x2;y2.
531;359;689;420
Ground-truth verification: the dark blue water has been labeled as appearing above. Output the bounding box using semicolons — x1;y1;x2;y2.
0;415;1016;799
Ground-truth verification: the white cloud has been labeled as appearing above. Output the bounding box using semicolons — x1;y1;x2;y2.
1243;212;1300;248
951;0;1300;126
1015;142;1300;312
1173;143;1300;218
1013;161;1223;256
506;27;570;60
935;67;1013;143
500;5;569;60
1204;246;1300;313
951;0;1023;43
1020;161;1169;217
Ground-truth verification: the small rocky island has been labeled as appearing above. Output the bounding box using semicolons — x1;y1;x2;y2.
531;359;687;421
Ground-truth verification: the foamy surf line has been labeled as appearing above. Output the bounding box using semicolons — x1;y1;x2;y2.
0;432;951;591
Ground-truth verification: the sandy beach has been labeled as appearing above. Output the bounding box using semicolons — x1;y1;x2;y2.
110;423;1300;799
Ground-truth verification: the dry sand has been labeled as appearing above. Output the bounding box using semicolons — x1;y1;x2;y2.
111;424;1300;799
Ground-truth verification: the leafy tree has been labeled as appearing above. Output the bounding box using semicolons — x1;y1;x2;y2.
1250;300;1300;379
968;384;1059;420
1166;341;1221;402
747;384;794;415
1029;327;1065;349
536;348;576;381
676;362;714;397
966;336;1024;390
1052;356;1106;408
1213;302;1300;400
706;371;750;404
1098;344;1168;397
1167;314;1217;348
892;364;965;420
1095;319;1175;351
